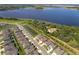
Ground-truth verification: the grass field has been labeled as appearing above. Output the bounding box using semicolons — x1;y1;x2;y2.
23;25;38;37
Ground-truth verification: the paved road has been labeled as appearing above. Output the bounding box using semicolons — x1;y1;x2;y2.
16;24;49;55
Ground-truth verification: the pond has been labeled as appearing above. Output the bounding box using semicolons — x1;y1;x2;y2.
0;8;79;26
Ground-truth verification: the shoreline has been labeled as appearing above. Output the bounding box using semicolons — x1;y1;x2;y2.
0;17;79;27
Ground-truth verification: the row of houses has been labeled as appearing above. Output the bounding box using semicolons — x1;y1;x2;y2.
2;29;18;55
34;35;68;55
0;31;4;55
14;27;41;55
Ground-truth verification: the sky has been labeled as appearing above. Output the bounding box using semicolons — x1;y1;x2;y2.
0;0;79;4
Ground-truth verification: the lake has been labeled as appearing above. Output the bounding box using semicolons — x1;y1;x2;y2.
0;8;79;26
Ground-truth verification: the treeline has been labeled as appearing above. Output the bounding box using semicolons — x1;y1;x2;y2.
35;6;43;9
65;7;79;10
0;5;36;11
0;17;19;20
0;5;44;11
0;6;27;11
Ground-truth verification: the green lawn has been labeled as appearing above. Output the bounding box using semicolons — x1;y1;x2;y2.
68;39;79;48
23;25;38;37
12;31;26;55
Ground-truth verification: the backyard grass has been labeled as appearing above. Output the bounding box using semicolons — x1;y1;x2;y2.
68;39;79;48
12;31;26;55
23;25;38;37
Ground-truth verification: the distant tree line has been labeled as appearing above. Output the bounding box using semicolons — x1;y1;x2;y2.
0;17;18;20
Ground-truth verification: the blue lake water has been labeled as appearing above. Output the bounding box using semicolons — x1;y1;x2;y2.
0;8;79;26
